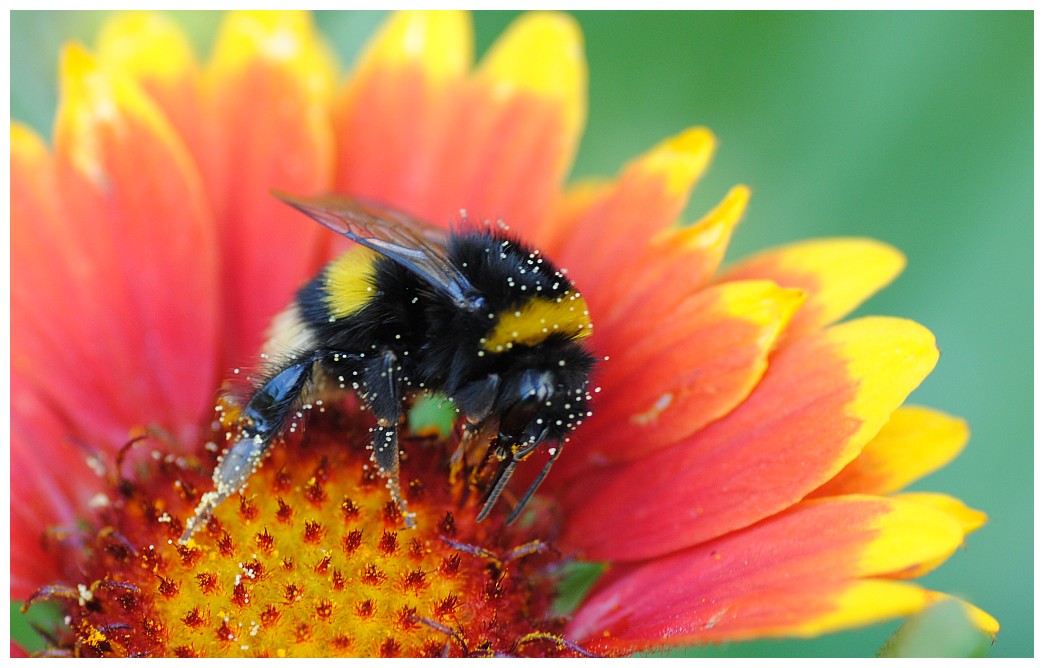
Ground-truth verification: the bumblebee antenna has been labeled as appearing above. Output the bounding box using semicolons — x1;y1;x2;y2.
505;440;564;525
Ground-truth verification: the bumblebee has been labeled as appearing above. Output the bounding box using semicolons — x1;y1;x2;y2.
181;194;596;541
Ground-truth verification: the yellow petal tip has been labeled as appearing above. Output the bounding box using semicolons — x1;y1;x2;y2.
60;42;97;81
361;10;472;78
630;126;718;197
716;280;807;334
894;492;988;536
98;12;197;83
11;122;48;161
479;11;586;132
662;184;750;250
211;10;335;99
829;317;939;457
56;37;188;191
858;495;964;578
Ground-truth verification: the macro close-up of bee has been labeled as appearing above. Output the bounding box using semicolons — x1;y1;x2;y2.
182;194;597;540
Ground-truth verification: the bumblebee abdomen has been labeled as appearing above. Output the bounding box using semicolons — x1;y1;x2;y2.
322;245;381;319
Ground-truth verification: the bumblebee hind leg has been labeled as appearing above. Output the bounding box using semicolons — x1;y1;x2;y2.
181;355;316;542
362;349;416;528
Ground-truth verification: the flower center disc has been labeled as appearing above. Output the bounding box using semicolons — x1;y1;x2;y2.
35;408;583;657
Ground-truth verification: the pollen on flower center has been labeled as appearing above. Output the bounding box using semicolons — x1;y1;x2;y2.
27;408;591;658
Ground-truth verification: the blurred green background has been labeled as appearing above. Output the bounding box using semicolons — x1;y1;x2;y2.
10;10;1031;658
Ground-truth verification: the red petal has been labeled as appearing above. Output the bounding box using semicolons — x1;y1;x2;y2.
335;12;584;237
586;186;748;327
554;280;803;479
203;11;336;367
11;376;104;598
552;128;716;293
568;496;965;650
560;317;939;561
14;46;219;448
334;11;471;223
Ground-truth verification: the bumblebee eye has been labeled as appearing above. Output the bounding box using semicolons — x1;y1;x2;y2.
518;370;554;405
498;370;554;443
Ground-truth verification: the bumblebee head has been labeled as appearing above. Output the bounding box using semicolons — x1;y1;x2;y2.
455;341;596;523
455;340;596;453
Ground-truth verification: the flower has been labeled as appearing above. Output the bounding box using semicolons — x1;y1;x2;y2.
12;10;997;657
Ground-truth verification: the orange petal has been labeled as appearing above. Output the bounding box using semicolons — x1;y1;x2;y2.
204;10;337;366
337;11;584;237
334;10;472;220
554;127;717;289
12;122;127;445
560;317;939;561
537;177;613;253
96;12;204;160
720;238;906;339
568;496;970;649
557;280;803;476
811;406;968;497
465;11;586;234
587;185;749;326
15;46;219;448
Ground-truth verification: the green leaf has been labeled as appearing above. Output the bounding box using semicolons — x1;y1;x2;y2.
11;600;64;655
877;599;991;658
553;561;606;617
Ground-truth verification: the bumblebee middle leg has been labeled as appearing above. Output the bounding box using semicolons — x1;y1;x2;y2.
360;348;415;528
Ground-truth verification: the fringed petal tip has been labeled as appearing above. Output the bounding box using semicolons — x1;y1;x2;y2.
893;492;988;536
56;41;192;190
722;237;907;338
812;405;969;498
352;9;472;81
209;10;337;100
97;12;199;83
626;126;717;198
478;12;587;141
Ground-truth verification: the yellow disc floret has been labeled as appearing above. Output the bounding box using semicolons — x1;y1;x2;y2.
26;409;590;657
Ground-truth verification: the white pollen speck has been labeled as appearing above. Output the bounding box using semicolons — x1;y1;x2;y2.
85;455;107;477
77;583;93;606
88;493;110;509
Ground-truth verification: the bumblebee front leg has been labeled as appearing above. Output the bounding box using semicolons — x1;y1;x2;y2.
180;356;316;542
363;349;415;528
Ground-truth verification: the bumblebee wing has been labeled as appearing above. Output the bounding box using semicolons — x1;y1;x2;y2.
275;192;482;310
